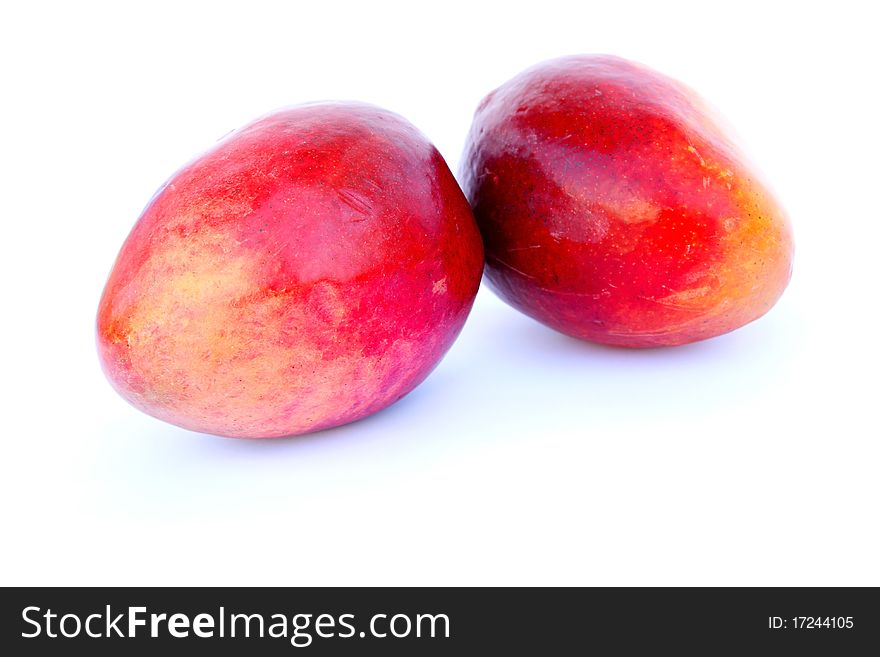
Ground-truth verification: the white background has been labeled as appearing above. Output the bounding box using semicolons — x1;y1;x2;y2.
2;0;878;586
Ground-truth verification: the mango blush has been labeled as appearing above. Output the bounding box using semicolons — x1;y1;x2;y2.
97;103;483;438
461;55;793;347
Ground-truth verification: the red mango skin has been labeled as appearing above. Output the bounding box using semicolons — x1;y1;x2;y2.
461;55;793;347
97;103;483;438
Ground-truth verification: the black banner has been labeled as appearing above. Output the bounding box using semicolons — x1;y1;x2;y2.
2;587;877;654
